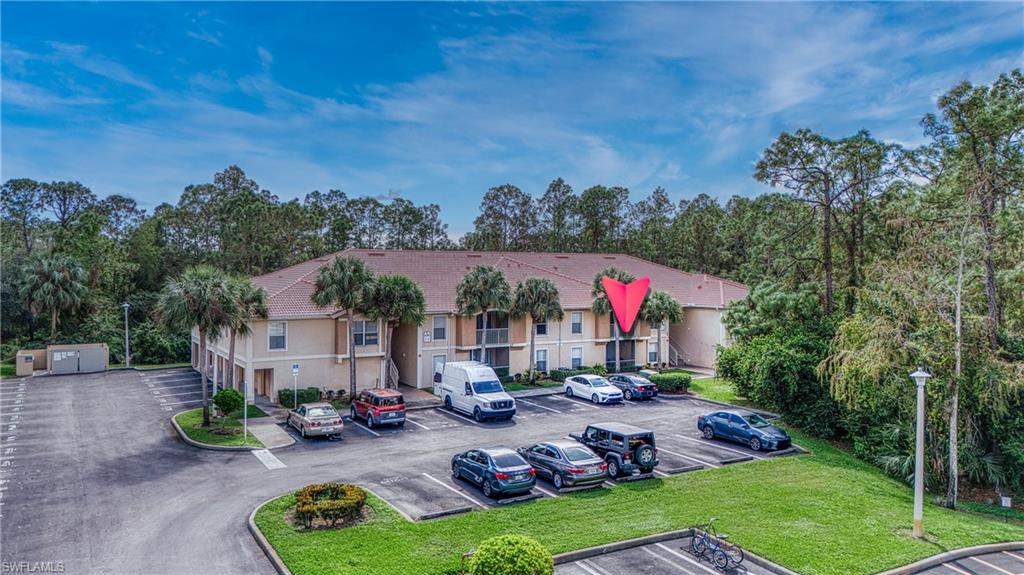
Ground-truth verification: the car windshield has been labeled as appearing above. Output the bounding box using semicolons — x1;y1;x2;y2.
589;378;610;388
492;453;526;468
562;446;596;462
308;407;338;418
472;380;503;394
743;413;771;428
377;396;403;406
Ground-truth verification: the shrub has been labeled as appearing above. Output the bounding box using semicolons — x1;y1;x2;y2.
468;534;553;575
589;363;608;376
213;388;244;417
278;387;322;408
550;367;597;382
649;371;691;393
294;483;367;528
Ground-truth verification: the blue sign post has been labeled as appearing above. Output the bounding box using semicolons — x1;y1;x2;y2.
292;363;300;408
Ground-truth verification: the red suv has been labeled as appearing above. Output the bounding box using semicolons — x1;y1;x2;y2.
350;389;406;428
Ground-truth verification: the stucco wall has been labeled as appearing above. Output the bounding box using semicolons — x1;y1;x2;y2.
669;307;725;368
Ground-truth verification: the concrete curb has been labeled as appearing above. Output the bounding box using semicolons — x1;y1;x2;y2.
875;541;1024;575
170;413;264;452
554;529;695;565
248;498;293;575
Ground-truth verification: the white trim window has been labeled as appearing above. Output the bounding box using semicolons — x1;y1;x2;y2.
648;341;658;363
535;320;547;336
535;349;548;372
570;312;583;335
353;320;379;346
268;321;287;351
571;346;583;369
432;316;446;341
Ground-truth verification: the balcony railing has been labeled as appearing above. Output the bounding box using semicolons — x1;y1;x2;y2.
476;328;509;345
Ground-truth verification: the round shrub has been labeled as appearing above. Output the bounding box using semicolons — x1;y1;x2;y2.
649;371;691;393
469;534;553;575
294;483;367;528
213;388;244;416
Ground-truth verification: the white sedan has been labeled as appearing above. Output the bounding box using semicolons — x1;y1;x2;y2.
564;374;623;404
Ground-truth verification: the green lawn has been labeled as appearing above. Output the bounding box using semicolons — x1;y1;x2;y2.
688;376;764;409
504;380;563;392
254;431;1024;575
0;362;15;380
174;408;264;448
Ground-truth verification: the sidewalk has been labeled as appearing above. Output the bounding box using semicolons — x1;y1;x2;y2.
246;419;294;449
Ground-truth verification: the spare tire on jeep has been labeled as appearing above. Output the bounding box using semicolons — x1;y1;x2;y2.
634;444;656;468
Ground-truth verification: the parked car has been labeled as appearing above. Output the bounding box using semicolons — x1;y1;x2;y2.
564;374;623;404
287;402;344;438
350;388;406;428
697;410;791;451
440;361;516;421
608;374;658;400
517;440;608;490
570;422;658;478
451;447;536;498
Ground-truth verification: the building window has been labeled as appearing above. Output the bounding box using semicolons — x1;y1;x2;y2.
432;316;446;341
571;347;583;369
648;341;658;363
268;321;287;350
535;349;548;372
535;320;547;336
571;312;583;335
353;320;379;346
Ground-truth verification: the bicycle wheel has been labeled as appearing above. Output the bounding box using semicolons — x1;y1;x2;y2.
690;534;707;556
724;542;744;565
712;549;730;570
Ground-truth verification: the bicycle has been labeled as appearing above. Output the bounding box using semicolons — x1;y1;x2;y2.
688;517;744;570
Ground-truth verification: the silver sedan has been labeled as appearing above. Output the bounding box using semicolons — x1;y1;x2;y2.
287;402;344;438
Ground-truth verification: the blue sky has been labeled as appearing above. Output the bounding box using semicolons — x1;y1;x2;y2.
2;2;1021;235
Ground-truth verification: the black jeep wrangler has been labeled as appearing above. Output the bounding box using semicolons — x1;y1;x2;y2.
570;422;659;478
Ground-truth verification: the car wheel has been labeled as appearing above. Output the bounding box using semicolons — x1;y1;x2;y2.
300;425;306;438
473;407;483;422
624;389;634;401
749;437;761;451
366;414;376;429
635;445;656;467
444;396;452;409
452;462;461;479
553;473;564;490
482;480;493;498
565;386;573;398
591;394;599;404
607;458;619;478
703;425;715;440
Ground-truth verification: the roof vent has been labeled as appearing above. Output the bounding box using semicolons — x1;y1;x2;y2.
467;254;482;258
603;256;616;260
555;255;569;259
368;252;385;257
552;266;558;270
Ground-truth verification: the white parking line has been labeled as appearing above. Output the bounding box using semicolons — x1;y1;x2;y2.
440;408;480;425
145;377;200;384
348;421;381;437
1004;550;1024;563
969;556;1016;575
653;470;670;477
577;560;612;575
640;547;702;574
673;434;765;460
403;417;431;431
533;484;559;497
657;446;720;468
252;449;286;470
550;395;601;410
160;399;204;406
938;562;973;575
654;543;721;574
421;473;486;508
517;399;562;414
149;383;204;390
153;391;203;397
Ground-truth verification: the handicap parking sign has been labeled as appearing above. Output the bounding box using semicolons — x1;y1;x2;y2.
292;363;300;375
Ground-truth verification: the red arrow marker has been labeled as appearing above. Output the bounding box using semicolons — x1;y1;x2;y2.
601;277;650;333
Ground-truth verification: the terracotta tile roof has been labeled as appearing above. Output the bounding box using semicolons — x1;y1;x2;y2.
251;249;749;318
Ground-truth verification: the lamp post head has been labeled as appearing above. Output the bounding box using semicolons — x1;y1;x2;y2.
910;369;931;388
122;302;131;310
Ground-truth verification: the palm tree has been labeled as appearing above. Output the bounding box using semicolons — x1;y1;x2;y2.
641;291;683;367
591;267;636;372
225;277;268;393
455;265;512;366
364;275;426;388
20;256;89;343
510;278;563;381
155;265;238;426
311;257;374;399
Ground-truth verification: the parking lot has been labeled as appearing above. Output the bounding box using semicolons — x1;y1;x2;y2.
138;367;211;413
919;550;1024;575
556;534;777;575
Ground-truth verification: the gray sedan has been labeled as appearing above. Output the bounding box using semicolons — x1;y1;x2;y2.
517;440;608;490
287;402;344;438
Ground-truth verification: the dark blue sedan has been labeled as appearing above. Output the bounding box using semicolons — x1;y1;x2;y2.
451;447;536;498
696;410;791;451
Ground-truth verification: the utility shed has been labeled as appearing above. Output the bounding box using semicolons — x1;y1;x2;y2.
47;343;109;374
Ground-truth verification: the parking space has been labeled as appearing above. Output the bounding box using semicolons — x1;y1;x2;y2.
920;550;1024;575
556;535;777;575
138;368;211;413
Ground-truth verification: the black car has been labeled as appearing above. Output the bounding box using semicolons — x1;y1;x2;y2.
517;440;608;490
451;447;536;498
570;422;659;478
608;374;659;400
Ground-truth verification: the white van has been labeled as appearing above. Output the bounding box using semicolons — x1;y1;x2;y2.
440;361;517;421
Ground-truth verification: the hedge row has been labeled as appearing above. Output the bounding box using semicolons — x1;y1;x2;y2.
649;371;691;393
294;483;367;528
278;387;323;408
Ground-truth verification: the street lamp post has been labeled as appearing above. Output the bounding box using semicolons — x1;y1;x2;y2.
910;368;931;538
122;303;131;368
